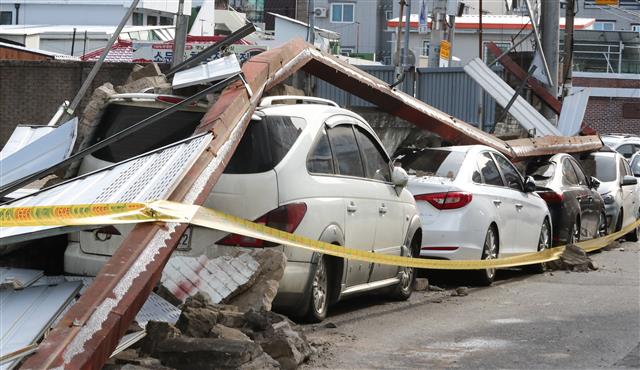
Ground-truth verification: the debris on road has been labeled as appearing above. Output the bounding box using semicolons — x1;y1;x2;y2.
413;278;429;291
545;244;599;272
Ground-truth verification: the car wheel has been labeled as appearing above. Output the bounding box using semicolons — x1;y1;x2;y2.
569;218;580;245
625;210;639;242
597;212;608;238
387;237;418;301
615;210;623;233
473;225;498;286
526;218;551;274
303;256;329;323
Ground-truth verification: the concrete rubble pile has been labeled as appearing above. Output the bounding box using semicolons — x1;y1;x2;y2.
106;249;314;370
545;244;599;272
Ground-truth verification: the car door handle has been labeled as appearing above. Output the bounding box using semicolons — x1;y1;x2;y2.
515;204;524;210
492;200;502;206
347;202;357;213
379;205;388;214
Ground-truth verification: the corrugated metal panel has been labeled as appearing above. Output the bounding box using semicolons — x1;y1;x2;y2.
0;281;82;370
0;268;43;289
0;118;77;189
0;134;212;244
558;87;591;136
315;66;496;126
464;58;562;137
1;126;56;158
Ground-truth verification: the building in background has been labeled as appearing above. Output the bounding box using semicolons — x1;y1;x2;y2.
573;0;640;31
0;0;191;26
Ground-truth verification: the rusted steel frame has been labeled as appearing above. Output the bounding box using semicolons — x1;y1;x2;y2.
506;135;603;160
299;49;515;156
19;41;300;370
486;42;562;115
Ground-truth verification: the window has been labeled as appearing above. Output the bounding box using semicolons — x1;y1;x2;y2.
331;3;355;23
340;47;354;56
631;155;640;176
354;127;391;182
580;155;616;182
616;144;635;159
483;41;511;64
569;160;589;186
147;15;158;26
160;16;174;25
494;154;524;191
593;21;615;31
632;24;640;32
398;148;466;180
225;116;306;174
327;125;364;177
385;10;393;20
0;11;12;25
562;159;580;186
477;153;504;186
307;128;334;174
421;40;430;57
92;104;204;163
132;12;144;26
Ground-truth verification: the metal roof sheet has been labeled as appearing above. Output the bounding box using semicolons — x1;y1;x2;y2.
0;118;77;190
0;268;44;289
0;126;56;158
0;134;211;244
558;87;591;136
0;281;81;370
464;58;562;137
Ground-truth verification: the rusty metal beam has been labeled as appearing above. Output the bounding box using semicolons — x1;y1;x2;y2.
507;135;603;160
22;39;602;370
486;42;563;115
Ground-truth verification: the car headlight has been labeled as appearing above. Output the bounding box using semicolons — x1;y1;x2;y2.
602;193;615;204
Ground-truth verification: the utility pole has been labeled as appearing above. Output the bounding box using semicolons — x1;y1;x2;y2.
562;0;575;98
172;0;189;67
541;0;560;120
402;1;411;68
428;0;447;67
395;0;405;69
308;0;315;45
478;0;483;61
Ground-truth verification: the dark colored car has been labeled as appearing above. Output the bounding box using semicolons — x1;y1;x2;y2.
525;153;606;245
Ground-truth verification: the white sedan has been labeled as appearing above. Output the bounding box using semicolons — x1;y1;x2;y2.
397;145;552;285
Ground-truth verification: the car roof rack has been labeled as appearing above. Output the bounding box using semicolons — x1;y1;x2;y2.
259;95;339;108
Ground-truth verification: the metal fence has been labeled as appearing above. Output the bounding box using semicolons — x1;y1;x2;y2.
313;65;498;128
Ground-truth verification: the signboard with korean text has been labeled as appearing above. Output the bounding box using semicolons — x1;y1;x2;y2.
132;42;267;64
439;40;451;67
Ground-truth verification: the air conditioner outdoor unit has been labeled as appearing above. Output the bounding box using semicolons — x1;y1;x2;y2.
314;7;328;17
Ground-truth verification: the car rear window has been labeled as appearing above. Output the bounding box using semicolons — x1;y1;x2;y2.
580;155;616;182
224;115;306;174
92;104;204;163
525;161;556;186
397;148;466;180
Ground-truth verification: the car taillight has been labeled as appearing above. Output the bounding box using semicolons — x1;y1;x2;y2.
537;191;563;203
217;203;307;247
414;192;473;210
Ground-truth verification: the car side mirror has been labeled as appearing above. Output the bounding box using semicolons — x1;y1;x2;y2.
524;176;537;192
634;170;640;178
621;175;638;186
391;166;409;194
590;177;600;190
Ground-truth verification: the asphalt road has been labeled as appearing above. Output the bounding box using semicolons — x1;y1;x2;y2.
302;241;640;369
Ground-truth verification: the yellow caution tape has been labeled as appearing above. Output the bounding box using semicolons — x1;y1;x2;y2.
1;200;638;270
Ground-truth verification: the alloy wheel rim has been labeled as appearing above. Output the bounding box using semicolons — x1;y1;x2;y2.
484;229;497;279
598;214;607;237
570;221;580;244
312;260;327;315
539;221;550;251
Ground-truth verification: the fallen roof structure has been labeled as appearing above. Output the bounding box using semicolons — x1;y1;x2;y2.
18;38;602;369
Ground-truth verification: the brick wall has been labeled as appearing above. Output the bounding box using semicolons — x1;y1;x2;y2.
573;76;640;135
0;60;135;147
583;98;640;135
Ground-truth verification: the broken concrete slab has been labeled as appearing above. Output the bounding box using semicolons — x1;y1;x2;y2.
127;63;163;84
255;316;313;370
413;278;429;292
175;294;220;338
545;244;595;272
227;249;287;312
156;337;275;370
139;321;182;358
210;324;251;342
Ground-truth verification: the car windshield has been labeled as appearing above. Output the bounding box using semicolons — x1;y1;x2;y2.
224;115;306;174
631;156;640;175
525;161;555;186
92;103;204;163
580;155;617;182
397;148;466;180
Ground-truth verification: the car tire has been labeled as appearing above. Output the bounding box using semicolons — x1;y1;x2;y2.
526;218;551;274
598;212;608;238
473;225;498;286
302;256;329;323
625;210;639;242
615;210;623;233
387;235;418;301
569;218;580;245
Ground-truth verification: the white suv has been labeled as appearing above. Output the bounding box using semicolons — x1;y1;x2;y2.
64;95;422;322
601;134;640;159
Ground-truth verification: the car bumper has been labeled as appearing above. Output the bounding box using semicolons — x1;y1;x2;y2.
419;224;485;260
604;202;621;233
